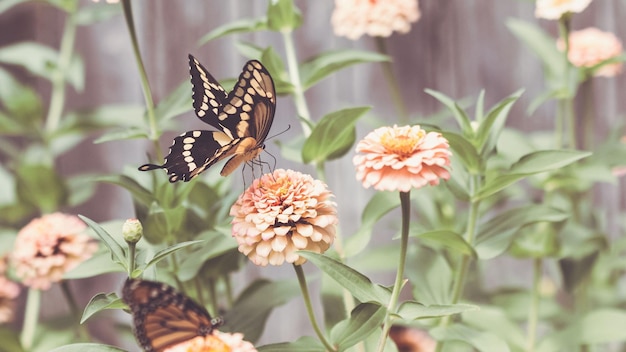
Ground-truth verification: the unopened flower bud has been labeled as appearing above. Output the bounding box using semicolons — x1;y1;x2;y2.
122;218;143;244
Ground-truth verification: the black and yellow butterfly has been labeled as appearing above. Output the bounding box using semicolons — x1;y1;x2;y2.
139;54;276;182
122;278;223;352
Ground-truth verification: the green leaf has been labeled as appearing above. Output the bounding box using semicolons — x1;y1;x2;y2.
398;301;478;320
509;150;591;174
94;127;149;143
79;215;127;270
154;80;193;122
413;230;477;258
441;131;481;174
48;344;127;352
431;323;511;352
266;0;302;32
345;191;400;257
462;306;526;351
258;336;324;352
178;233;238;281
80;292;125;324
260;47;294;95
223;279;300;342
331;303;386;351
0;0;30;15
475;89;523;156
474;205;569;259
16;164;67;213
96;175;154;207
298;251;391;304
406;248;453;305
0;68;43;129
75;2;121;25
425;89;474;138
0;326;23;352
199;17;268;44
144;240;205;271
302;107;370;164
63;249;125;279
300;50;389;90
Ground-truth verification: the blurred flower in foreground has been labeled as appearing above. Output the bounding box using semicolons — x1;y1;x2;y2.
0;257;19;324
164;331;256;352
354;125;451;192
557;27;623;77
230;169;337;266
11;213;98;290
332;0;420;40
92;0;120;3
389;326;436;352
535;0;592;20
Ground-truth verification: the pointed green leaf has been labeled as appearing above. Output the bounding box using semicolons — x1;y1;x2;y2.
509;150;591;174
302;106;370;164
266;0;302;31
79;215;127;269
63;249;125;279
49;344;127;352
398;301;478;320
80;292;126;324
298;251;391;304
144;240;205;271
331;303;386;350
425;89;473;138
76;2;121;25
463;306;526;351
476;90;523;156
257;336;324;352
199;17;268;44
154;80;193;122
300;50;389;90
441;131;480;173
431;323;511;352
413;230;477;258
96;175;154;207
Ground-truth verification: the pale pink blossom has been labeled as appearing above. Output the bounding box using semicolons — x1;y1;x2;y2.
164;331;256;352
230;169;337;266
535;0;592;20
0;257;19;324
353;125;451;192
612;166;626;178
557;27;623;77
92;0;119;3
11;213;98;290
332;0;420;40
390;326;436;352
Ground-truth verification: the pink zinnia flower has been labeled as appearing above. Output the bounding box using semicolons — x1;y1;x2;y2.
535;0;593;20
230;169;337;266
332;0;420;40
11;213;98;290
164;331;256;352
557;27;623;77
0;257;19;324
353;125;451;192
390;326;436;352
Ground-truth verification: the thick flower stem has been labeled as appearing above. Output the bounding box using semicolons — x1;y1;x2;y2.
121;0;162;160
20;288;41;351
375;37;409;124
127;241;136;275
61;281;90;341
44;1;77;134
557;16;576;149
282;30;313;136
293;264;336;352
434;189;481;352
375;191;411;352
526;258;542;352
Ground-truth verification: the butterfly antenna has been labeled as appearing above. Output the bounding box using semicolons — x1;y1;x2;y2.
266;124;291;141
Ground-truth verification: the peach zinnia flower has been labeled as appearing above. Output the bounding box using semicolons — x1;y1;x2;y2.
0;256;20;324
164;331;257;352
389;326;436;352
353;125;451;192
535;0;593;20
332;0;420;40
11;213;98;290
230;169;337;266
557;27;623;77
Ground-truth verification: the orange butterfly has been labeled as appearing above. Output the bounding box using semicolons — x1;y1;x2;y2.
122;279;222;352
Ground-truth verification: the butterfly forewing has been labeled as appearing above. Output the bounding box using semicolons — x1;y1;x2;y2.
122;279;222;352
139;56;276;182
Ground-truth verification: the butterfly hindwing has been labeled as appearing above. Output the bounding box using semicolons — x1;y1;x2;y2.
122;279;222;352
140;56;276;182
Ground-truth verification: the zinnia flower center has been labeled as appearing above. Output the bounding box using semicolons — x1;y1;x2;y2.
380;131;423;156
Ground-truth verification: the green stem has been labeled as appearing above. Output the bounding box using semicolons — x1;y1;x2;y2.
375;37;409;124
526;258;542;352
121;0;162;160
315;162;327;183
434;182;481;352
60;281;91;341
293;264;335;352
224;274;235;307
20;288;41;350
44;1;78;134
558;16;576;149
281;30;312;136
581;80;594;150
127;241;136;275
376;191;411;352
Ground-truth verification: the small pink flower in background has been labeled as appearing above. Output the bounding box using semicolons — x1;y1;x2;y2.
557;27;624;77
92;0;120;3
11;213;98;290
354;125;451;192
0;256;19;324
332;0;420;40
535;0;593;20
163;331;257;352
612;166;626;178
230;169;337;267
389;326;436;352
